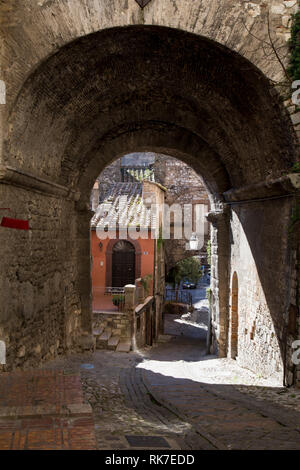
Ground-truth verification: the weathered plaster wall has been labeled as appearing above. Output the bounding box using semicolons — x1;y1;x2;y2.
91;230;155;289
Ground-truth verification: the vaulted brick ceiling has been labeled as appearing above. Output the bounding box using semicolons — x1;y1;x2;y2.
5;26;296;204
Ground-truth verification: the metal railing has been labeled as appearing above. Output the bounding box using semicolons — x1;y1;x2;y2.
104;287;125;294
165;288;193;307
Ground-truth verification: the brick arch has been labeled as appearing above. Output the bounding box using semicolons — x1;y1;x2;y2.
105;238;142;287
2;0;296;113
5;26;296;194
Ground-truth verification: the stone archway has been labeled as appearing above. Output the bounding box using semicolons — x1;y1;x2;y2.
0;18;298;384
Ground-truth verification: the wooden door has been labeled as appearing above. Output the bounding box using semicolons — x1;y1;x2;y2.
112;240;135;287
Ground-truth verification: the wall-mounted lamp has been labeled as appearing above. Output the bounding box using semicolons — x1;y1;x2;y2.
187;233;199;251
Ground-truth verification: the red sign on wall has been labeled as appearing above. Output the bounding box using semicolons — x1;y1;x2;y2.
0;209;29;230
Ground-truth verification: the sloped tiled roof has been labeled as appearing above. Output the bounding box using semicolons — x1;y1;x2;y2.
91;182;157;229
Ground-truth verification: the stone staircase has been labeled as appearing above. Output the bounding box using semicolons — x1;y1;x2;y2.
93;327;131;352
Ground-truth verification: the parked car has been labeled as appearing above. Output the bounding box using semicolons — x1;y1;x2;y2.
182;280;196;289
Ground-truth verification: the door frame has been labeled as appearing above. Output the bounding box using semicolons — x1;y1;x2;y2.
112;241;136;287
105;237;142;287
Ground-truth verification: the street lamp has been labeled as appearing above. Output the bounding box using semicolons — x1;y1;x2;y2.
187;233;199;251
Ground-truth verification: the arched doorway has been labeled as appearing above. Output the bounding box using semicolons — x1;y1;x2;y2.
230;272;238;359
112;240;135;287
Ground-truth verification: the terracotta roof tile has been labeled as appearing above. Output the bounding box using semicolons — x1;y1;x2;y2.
91;182;157;229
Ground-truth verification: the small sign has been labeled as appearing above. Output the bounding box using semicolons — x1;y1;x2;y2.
0;216;29;230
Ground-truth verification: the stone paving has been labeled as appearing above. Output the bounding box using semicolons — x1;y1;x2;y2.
37;311;300;450
1;305;300;450
140;344;300;450
0;370;96;449
40;350;211;450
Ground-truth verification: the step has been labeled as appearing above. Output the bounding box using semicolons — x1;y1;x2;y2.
97;329;112;349
100;328;111;341
116;340;131;353
93;327;104;337
107;335;120;350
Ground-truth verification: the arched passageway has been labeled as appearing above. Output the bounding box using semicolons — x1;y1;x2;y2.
0;24;298;385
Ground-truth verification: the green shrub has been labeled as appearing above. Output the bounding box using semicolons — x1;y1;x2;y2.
112;294;125;306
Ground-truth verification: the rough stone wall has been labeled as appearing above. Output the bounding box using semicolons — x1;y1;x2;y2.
154;155;210;271
295;246;300;385
135;310;147;349
0;185;83;370
96;160;121;201
207;208;231;358
229;200;293;382
122;153;155;167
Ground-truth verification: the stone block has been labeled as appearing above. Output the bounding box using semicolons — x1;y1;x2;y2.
107;336;120;350
116;341;131;352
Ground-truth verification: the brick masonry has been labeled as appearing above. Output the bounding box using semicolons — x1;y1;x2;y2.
0;369;97;450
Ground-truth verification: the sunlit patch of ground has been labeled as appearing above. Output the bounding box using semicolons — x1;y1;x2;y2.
137;311;300;413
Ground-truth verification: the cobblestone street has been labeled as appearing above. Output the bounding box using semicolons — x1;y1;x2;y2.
0;308;300;450
1;286;300;450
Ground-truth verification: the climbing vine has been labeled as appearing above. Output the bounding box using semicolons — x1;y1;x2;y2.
289;163;300;234
289;1;300;81
157;226;164;253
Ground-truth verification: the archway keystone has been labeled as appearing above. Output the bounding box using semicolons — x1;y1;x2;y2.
135;0;153;8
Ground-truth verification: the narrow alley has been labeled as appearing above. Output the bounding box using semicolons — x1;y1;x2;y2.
1;284;299;450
